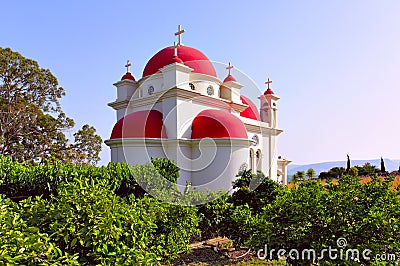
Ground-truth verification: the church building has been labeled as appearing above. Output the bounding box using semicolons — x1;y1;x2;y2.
105;26;290;192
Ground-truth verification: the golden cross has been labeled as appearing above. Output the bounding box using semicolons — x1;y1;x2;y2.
265;78;272;89
125;60;132;73
174;25;185;46
226;62;234;76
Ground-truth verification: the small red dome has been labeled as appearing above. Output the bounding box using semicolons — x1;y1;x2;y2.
240;95;261;121
192;109;248;139
143;46;217;77
264;88;275;95
171;55;184;64
110;110;167;139
223;74;237;83
121;72;135;81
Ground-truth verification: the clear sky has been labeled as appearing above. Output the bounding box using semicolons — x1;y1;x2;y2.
1;0;399;165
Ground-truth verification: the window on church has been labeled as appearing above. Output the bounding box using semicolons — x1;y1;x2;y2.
207;85;214;96
249;149;255;174
256;150;262;172
189;83;195;90
148;86;154;95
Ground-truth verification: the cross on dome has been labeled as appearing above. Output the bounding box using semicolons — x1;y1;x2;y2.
265;78;272;89
223;62;237;83
173;41;178;57
226;62;234;76
174;25;185;46
125;60;132;73
264;77;275;95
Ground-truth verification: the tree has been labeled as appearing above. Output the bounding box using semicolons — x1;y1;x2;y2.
295;170;305;181
318;171;331;180
348;166;358;177
357;162;378;176
346;154;351;172
306;168;315;180
380;157;386;173
0;47;102;165
291;173;299;184
329;167;345;179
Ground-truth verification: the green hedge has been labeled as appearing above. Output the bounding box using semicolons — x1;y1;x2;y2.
1;155;399;265
0;155;199;265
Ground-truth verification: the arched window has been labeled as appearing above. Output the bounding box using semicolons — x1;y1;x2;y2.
249;149;255;174
256;149;262;172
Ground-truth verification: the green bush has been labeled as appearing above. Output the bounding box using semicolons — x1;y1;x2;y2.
198;170;281;248
16;175;199;264
249;176;400;264
0;195;79;265
151;157;180;183
2;154;399;265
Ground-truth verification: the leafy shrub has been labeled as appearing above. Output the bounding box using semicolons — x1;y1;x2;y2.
0;195;79;265
197;192;232;240
249;176;400;264
16;175;199;264
35;178;161;265
231;170;280;213
151;157;180;183
198;170;281;248
136;196;200;261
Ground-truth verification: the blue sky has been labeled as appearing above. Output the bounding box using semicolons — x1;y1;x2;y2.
1;1;399;165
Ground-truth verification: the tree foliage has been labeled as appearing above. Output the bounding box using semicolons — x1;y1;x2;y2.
356;162;378;176
380;157;386;173
306;168;315;180
348;166;358;177
346;154;351;172
1;156;399;265
319;167;346;180
0;47;101;165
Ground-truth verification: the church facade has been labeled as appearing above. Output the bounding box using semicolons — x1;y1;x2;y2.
105;26;290;193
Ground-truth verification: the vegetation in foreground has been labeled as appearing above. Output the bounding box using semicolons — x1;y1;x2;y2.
0;155;399;265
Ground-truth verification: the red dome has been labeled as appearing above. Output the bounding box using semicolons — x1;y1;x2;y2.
121;72;135;81
223;74;237;83
264;88;275;95
191;110;248;139
142;46;217;77
110;110;167;139
240;95;261;121
171;55;184;64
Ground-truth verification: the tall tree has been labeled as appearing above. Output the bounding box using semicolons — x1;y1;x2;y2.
330;167;345;179
306;168;315;180
346;154;351;172
0;47;102;165
295;170;305;181
380;157;386;173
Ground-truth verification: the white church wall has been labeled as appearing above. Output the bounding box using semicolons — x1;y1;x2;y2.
107;140;167;166
138;75;164;96
190;80;220;98
190;139;249;193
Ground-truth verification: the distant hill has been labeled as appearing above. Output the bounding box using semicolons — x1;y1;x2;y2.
288;159;400;177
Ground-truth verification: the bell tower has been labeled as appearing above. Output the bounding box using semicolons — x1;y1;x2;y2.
259;78;280;128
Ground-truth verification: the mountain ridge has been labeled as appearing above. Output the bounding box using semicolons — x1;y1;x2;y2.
288;158;400;176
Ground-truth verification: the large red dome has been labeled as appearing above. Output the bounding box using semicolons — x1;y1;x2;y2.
191;110;248;139
110;110;167;139
142;46;217;78
240;95;261;121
